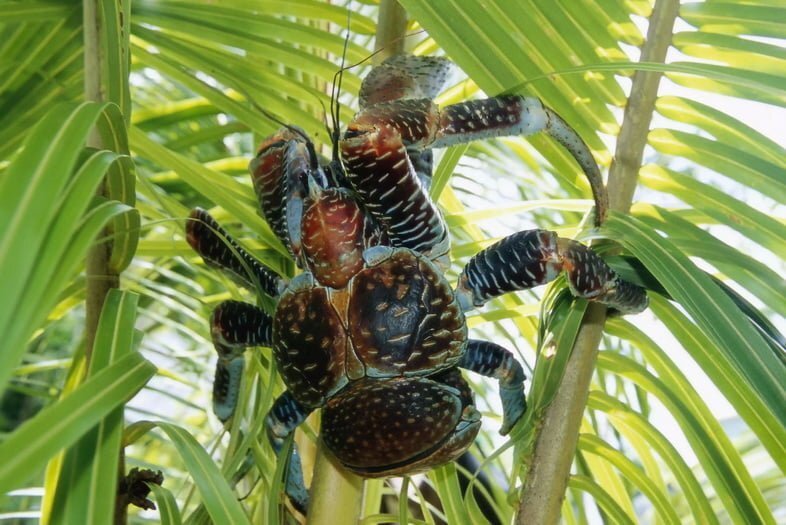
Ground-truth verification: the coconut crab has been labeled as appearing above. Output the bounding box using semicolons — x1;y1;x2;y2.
186;55;648;512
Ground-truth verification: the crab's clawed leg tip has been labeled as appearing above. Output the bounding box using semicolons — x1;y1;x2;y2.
607;280;650;315
286;454;309;515
212;357;243;422
499;386;527;436
459;340;527;436
265;393;312;514
559;239;648;314
541;107;609;226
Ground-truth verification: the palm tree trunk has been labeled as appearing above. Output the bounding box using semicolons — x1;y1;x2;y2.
84;1;124;523
515;1;680;523
305;2;411;522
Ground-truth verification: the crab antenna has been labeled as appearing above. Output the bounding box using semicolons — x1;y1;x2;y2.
329;11;352;163
233;83;321;169
318;98;333;142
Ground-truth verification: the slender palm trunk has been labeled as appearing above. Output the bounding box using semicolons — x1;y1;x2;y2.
515;1;680;523
84;1;125;523
305;4;411;522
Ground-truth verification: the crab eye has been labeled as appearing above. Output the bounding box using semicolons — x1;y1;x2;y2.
342;128;363;140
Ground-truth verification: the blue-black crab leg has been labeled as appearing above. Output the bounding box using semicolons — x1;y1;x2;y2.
458;339;527;435
359;55;454;189
455;230;648;315
210;300;274;422
345;94;609;228
266;391;312;513
186;208;286;298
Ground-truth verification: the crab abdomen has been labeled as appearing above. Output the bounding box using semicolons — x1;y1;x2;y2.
348;248;466;376
321;369;480;476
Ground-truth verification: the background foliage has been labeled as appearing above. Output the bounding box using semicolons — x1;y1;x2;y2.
0;0;784;523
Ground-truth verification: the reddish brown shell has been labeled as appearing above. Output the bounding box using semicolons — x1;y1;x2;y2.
348;248;465;377
272;248;466;408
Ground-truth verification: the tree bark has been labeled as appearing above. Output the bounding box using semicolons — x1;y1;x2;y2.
515;1;680;523
305;442;365;525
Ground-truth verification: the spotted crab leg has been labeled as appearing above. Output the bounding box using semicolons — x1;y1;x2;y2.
341;122;451;266
209;300;274;422
186;208;286;298
358;55;454;189
455;230;648;314
344;94;608;230
458;339;527;435
266;391;312;513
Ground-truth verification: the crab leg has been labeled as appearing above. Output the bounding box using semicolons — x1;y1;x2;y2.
209;300;274;422
341;123;451;265
345;95;608;227
455;230;648;314
187;208;285;298
459;339;526;435
266;391;312;513
358;55;454;189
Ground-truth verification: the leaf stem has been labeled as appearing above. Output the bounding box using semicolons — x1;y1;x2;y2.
515;1;680;523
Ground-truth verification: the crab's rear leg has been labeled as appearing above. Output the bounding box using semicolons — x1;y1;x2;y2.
456;230;648;314
211;300;311;511
459;339;527;435
266;392;313;513
186;208;285;298
346;95;608;226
